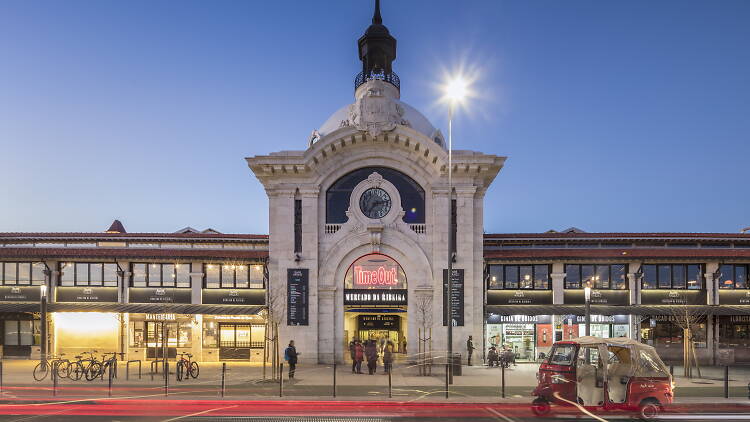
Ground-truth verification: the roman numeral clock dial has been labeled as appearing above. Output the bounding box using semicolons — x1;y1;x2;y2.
359;188;392;219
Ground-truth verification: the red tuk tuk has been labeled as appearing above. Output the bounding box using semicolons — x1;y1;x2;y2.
532;336;673;420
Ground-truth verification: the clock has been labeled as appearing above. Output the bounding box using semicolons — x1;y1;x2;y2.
359;188;392;219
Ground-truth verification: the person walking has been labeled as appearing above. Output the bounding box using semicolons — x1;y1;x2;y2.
466;335;476;366
284;340;300;380
365;340;378;375
354;340;364;374
383;341;394;374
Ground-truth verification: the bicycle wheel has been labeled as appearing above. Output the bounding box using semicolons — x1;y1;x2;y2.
56;360;70;379
189;361;199;379
33;361;49;382
176;361;184;381
69;361;84;381
85;362;102;381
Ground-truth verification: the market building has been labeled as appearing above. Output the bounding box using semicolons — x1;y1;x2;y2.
2;2;749;367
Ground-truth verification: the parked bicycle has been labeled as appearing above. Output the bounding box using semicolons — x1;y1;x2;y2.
33;354;68;381
69;351;100;381
86;352;117;381
175;352;199;381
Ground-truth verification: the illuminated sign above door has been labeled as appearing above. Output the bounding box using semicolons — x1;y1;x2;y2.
345;254;406;289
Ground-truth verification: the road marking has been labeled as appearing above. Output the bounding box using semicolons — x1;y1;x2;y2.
552;392;609;422
159;404;238;422
659;415;750;420
485;406;515;422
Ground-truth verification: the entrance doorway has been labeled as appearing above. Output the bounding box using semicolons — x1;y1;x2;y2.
146;321;177;359
344;312;406;354
219;323;251;360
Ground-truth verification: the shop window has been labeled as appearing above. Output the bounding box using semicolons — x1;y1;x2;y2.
486;264;551;290
1;262;46;286
719;264;750;289
59;262;118;287
130;321;145;347
3;319;39;346
718;319;750;348
641;264;704;290
131;263;190;288
565;264;628;289
203;321;218;347
641;319;706;348
204;264;265;289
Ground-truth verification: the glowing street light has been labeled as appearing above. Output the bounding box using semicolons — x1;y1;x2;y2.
584;283;592;336
441;74;472;384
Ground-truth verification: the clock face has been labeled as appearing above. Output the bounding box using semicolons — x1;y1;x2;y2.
359;188;392;219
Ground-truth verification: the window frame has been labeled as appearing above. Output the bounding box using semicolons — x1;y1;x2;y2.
1;262;46;286
719;264;750;289
58;262;119;287
130;263;191;288
641;264;704;290
202;263;264;289
486;264;551;290
564;264;629;290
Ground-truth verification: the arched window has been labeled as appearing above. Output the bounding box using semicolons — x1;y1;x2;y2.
326;166;425;224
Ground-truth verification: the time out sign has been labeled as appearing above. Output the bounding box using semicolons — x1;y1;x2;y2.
345;253;406;289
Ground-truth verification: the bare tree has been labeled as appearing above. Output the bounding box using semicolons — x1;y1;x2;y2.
666;292;709;378
264;280;285;380
414;294;433;376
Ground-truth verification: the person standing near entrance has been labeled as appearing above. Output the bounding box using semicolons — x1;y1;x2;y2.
349;340;357;373
466;336;476;366
383;340;394;374
354;340;364;374
284;340;300;380
365;340;378;375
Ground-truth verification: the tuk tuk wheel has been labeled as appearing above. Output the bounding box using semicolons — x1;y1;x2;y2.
531;397;551;416
638;398;661;421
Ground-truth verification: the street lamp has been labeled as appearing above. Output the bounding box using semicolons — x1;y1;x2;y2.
442;74;469;384
584;283;591;336
39;278;48;365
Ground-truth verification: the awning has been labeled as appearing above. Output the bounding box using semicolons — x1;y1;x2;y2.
0;302;266;315
486;305;750;316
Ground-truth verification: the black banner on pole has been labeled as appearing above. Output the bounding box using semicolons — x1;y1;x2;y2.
287;269;309;326
442;269;464;326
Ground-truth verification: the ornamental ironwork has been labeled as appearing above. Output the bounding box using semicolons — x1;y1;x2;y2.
354;70;400;90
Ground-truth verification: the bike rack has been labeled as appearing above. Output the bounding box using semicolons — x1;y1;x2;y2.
126;360;142;380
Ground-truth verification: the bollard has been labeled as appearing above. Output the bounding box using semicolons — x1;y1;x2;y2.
670;365;674;376
501;364;506;399
52;363;57;397
0;361;3;394
220;362;226;397
388;368;392;398
747;382;750;400
279;363;283;397
164;361;168;396
333;363;336;398
445;363;449;399
108;364;113;397
724;366;729;399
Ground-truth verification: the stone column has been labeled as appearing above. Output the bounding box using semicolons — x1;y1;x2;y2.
705;262;719;305
318;287;336;364
190;261;203;304
551;263;565;304
627;265;641;340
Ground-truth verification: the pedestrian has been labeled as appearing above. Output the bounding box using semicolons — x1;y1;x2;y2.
349;340;357;373
466;335;476;366
365;340;378;375
284;340;300;380
379;337;386;355
383;340;394;374
354;340;364;374
487;346;499;368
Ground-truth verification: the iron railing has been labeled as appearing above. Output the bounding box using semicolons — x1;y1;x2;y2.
355;70;400;90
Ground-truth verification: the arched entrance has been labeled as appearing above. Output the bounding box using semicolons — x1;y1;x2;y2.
343;253;408;355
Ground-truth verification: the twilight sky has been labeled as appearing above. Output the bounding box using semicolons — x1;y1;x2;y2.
1;0;749;234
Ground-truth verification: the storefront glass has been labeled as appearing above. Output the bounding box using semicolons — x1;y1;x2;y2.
503;323;535;361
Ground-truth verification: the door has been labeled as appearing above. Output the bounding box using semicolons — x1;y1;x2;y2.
219;323;251;360
146;322;177;359
576;344;606;406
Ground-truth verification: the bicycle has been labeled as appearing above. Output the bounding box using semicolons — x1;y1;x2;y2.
175;352;199;381
32;354;68;381
86;352;116;381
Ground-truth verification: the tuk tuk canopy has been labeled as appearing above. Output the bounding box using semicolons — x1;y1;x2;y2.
566;336;670;379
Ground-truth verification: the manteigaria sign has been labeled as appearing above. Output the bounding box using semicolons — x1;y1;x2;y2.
345;254;406;289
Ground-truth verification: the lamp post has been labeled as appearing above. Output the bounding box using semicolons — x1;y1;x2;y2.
584;284;591;336
39;282;48;365
443;76;468;384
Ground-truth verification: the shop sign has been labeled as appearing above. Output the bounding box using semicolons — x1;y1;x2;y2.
129;288;191;304
357;314;400;330
486;314;551;324
563;289;629;306
345;254;406;289
344;289;407;305
145;313;176;321
562;314;628;324
287;269;309;326
202;289;265;305
442;269;464;326
486;290;553;305
729;315;750;323
0;286;41;302
56;287;118;303
718;290;750;305
640;290;707;305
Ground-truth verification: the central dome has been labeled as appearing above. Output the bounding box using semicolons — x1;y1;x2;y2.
317;99;444;148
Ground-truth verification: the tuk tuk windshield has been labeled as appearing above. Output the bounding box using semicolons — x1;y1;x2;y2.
548;344;576;366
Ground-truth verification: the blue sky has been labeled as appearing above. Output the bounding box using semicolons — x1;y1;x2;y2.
1;0;748;234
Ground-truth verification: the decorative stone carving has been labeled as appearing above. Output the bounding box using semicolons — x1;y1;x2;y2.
349;84;405;137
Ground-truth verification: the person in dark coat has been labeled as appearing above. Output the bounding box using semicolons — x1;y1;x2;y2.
349;340;357;373
466;336;476;366
284;340;300;380
365;340;379;375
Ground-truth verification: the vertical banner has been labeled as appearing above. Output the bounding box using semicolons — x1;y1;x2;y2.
287;268;309;326
442;268;464;326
